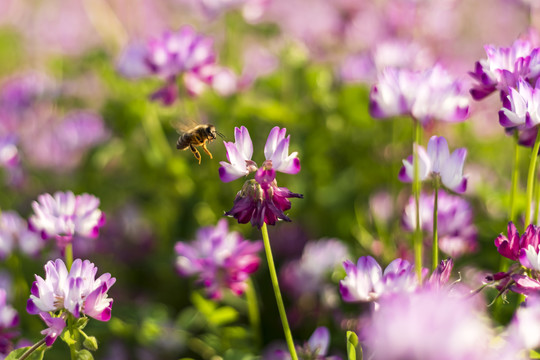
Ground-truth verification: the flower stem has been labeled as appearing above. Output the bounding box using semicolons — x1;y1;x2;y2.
65;243;73;270
260;223;298;360
525;130;540;227
19;338;47;360
245;277;261;348
510;131;520;223
413;120;423;281
432;179;439;271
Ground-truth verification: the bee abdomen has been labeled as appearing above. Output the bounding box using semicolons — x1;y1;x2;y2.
176;135;189;150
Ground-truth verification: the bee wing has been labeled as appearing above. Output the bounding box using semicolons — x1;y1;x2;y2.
171;118;199;134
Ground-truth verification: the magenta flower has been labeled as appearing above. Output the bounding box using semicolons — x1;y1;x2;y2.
27;258;115;321
39;312;66;346
339;256;421;303
469;37;540;100
220;126;303;228
370;65;470;127
399;136;468;193
174;219;262;299
117;26;233;105
28;191;105;249
494;222;539;261
362;289;494;360
263;326;339;360
499;78;540;129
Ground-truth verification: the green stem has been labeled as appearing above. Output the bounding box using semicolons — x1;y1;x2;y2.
510;131;520;223
535;174;540;225
413;120;423;281
65;243;73;270
245;277;261;348
261;223;298;360
19;338;47;360
141;103;172;166
432;179;439;271
525;130;540;227
67;314;80;360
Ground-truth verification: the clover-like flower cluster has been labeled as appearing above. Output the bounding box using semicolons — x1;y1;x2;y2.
175;219;262;299
27;259;115;345
219;126;303;228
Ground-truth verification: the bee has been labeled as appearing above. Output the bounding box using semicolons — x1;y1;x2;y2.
176;124;223;164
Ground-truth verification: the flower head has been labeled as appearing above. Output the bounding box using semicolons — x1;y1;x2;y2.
339;256;422;303
370;65;469;127
470;37;540;100
0;211;44;258
28;191;106;249
403;191;478;258
399;136;468;193
39;312;66;346
494;222;539;262
499;78;540;129
175;219;262;299
362;289;494;360
220;126;303;228
27;258;115;321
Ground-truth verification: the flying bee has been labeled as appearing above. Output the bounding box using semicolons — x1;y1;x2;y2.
176;124;224;164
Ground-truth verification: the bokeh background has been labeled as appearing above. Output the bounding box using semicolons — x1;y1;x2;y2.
0;0;539;358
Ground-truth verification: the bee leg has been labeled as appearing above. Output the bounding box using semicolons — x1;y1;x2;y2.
190;144;202;164
202;142;213;159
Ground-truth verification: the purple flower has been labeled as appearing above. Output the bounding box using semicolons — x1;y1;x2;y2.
499;78;540;129
362;289;494;360
469;37;540;100
402;191;478;257
220;127;303;228
117;26;231;105
27;258;115;321
494;222;539;261
0;290;18;331
174;219;262;299
263;326;341;360
339;256;421;303
506;295;540;351
39;312;66;346
399;136;468;193
28;191;105;249
0;72;55;113
370;65;470;127
0;211;44;258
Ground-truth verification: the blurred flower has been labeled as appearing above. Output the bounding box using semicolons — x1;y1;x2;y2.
281;238;348;296
174;219;262;299
0;289;18;357
340;40;433;84
0;72;55;115
403;191;478;257
27;258;116;321
469;36;540;100
117;26;234;105
339;256;421;303
197;0;270;23
22;111;109;171
369;65;470;127
39;312;66;346
426;258;454;291
0;211;44;258
506;295;540;351
263;326;340;360
28;191;105;250
399;136;468;193
221;126;303;228
361;289;494;360
499;78;540;129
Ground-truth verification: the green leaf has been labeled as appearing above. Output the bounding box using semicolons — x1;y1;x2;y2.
530;349;540;359
75;349;94;360
83;336;98;351
61;330;77;346
207;306;239;326
191;291;217;316
346;331;359;360
5;346;46;360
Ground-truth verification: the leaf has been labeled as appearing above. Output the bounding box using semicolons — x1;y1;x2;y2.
75;349;94;360
191;291;216;316
346;331;359;360
531;349;540;359
207;306;239;326
5;346;46;360
61;330;77;346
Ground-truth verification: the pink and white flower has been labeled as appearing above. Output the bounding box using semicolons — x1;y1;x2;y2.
28;191;105;248
499;78;540;129
27;258;115;321
399;136;468;193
